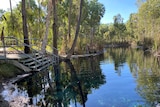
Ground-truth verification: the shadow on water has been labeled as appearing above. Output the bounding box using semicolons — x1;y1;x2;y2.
1;55;105;107
50;60;85;107
2;48;160;106
64;59;85;107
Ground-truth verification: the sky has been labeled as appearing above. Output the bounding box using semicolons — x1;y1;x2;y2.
0;0;138;24
98;0;138;23
0;0;21;11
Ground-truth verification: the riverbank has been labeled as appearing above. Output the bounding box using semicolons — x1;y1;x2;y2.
0;63;24;80
0;63;32;107
0;63;20;107
60;51;104;60
105;43;160;58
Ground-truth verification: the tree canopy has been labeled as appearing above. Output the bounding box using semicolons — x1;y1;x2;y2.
0;0;160;55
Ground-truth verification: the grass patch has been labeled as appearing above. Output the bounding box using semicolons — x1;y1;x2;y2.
0;63;23;79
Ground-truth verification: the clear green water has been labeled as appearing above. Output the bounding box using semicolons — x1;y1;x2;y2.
1;48;160;107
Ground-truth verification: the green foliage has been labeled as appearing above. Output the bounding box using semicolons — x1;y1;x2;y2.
1;0;160;54
86;0;105;27
0;0;105;54
143;37;154;49
101;14;128;44
99;24;109;36
126;13;139;40
126;0;160;51
0;63;22;78
0;9;5;22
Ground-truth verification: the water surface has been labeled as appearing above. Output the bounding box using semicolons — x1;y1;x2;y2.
1;48;160;107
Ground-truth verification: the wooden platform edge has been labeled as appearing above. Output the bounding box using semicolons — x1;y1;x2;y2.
6;60;32;72
60;51;104;59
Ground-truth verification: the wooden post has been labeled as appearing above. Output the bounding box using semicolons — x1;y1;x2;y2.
2;38;6;59
1;27;6;59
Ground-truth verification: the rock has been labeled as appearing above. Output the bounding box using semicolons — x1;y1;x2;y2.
0;96;9;107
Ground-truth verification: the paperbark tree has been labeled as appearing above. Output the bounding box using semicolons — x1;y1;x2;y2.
68;0;72;41
52;0;58;55
41;0;52;53
22;0;30;53
66;0;83;59
9;0;14;31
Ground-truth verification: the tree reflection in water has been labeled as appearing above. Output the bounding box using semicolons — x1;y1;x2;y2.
104;48;160;106
2;48;160;106
16;56;106;107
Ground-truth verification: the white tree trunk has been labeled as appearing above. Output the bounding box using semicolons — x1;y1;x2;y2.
66;0;83;59
41;0;52;53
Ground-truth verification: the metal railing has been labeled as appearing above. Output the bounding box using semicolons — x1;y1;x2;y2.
0;36;59;67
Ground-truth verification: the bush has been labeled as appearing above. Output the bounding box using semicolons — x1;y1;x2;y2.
143;37;154;49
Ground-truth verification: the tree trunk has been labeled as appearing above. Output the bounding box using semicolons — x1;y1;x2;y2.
41;0;52;53
63;0;72;53
22;0;30;53
90;27;94;46
9;0;14;32
66;0;83;59
52;0;58;55
68;0;72;41
65;59;86;107
1;27;6;59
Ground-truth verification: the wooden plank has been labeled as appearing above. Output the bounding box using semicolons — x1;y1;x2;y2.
25;57;48;67
20;55;43;64
7;60;32;72
37;63;51;71
30;60;51;69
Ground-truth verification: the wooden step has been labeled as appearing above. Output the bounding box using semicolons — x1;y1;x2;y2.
37;63;51;71
30;60;51;70
17;51;58;72
24;57;49;67
21;55;44;64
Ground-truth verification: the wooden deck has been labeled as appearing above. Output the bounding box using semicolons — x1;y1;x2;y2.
0;37;59;72
0;48;58;73
0;48;28;59
0;53;32;60
0;52;58;72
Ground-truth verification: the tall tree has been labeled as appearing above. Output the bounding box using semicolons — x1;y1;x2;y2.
66;0;83;58
86;0;105;49
113;14;126;41
68;0;72;41
52;0;58;55
113;14;123;24
22;0;30;53
9;0;14;31
126;13;139;40
41;0;52;53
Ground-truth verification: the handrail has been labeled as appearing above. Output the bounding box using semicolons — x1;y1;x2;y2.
2;36;42;65
24;37;59;63
46;44;59;64
9;45;41;64
1;36;59;66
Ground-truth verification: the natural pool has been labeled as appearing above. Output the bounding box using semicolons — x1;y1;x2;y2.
1;48;160;107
